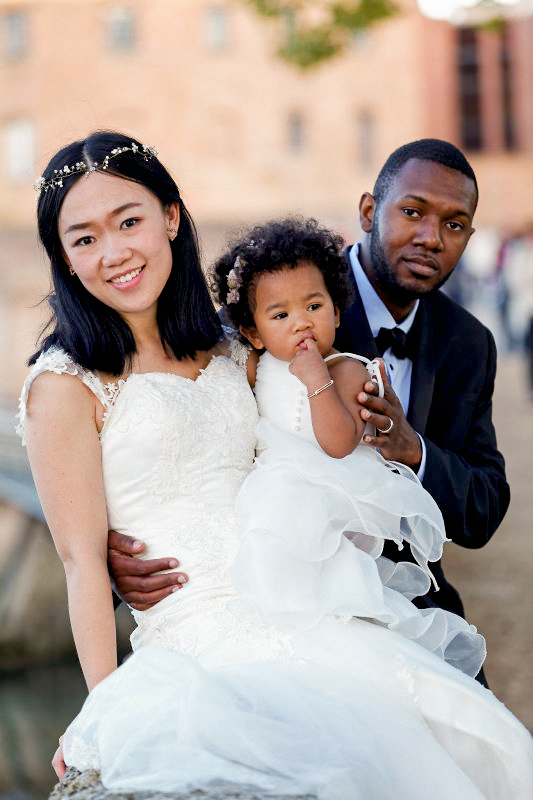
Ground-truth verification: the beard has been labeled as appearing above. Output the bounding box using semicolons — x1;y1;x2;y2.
368;216;452;304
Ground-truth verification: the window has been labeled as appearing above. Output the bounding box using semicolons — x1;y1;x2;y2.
4;120;36;182
501;24;515;151
351;30;371;52
457;27;482;151
206;6;229;52
288;112;305;154
357;111;374;170
4;11;27;60
107;5;135;51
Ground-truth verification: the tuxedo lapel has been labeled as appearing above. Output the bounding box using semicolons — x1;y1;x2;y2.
337;250;435;433
336;252;378;358
407;299;435;433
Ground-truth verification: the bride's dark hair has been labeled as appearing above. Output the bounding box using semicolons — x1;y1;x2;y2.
31;130;221;375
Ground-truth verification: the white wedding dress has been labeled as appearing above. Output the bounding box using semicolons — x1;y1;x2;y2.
18;345;533;799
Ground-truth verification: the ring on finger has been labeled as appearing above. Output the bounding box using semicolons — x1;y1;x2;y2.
377;416;394;434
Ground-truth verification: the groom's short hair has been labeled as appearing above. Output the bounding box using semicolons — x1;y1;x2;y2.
373;139;478;209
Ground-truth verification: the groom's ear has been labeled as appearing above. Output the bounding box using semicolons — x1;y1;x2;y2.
240;325;264;350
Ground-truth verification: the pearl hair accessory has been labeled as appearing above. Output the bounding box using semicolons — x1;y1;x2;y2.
33;142;159;197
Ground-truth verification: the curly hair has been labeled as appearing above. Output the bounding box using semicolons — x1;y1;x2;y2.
211;217;353;334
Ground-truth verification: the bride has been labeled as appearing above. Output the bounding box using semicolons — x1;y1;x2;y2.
19;131;533;799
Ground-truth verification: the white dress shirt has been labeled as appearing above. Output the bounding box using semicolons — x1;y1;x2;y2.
349;245;427;478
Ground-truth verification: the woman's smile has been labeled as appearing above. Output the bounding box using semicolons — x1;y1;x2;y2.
109;265;145;288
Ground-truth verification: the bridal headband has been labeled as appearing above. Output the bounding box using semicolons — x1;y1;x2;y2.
226;238;266;305
33;142;159;197
226;256;243;305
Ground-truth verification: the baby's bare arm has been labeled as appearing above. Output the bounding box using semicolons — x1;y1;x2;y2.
290;343;367;458
322;356;368;446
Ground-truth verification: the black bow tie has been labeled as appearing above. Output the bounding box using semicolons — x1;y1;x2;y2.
375;326;415;360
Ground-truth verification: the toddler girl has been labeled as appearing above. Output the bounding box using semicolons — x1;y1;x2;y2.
213;217;485;674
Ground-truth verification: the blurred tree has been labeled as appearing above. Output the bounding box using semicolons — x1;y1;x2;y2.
242;1;516;68
242;0;399;69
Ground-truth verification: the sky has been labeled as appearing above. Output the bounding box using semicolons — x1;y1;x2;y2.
417;0;521;19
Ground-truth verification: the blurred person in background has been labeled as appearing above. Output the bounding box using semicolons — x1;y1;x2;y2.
497;225;533;397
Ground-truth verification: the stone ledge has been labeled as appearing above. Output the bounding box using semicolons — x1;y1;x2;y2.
49;768;316;800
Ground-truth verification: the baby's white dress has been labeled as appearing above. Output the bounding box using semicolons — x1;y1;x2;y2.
17;346;533;799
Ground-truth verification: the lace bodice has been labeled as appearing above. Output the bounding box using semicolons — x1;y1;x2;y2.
18;343;264;657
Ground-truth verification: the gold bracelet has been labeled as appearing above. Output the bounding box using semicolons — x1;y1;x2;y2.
307;379;334;399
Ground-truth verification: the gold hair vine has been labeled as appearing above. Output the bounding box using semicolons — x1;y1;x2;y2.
33;142;158;197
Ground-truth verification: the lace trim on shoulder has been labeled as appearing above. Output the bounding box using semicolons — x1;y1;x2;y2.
98;378;127;439
16;347;114;445
227;337;252;369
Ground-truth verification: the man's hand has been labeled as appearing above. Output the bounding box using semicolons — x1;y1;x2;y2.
358;360;422;469
108;531;188;611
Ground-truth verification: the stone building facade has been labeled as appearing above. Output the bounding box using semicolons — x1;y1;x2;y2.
1;0;533;396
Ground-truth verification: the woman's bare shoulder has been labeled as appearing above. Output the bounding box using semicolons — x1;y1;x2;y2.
22;370;104;453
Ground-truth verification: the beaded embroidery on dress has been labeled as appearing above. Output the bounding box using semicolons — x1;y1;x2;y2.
17;346;533;799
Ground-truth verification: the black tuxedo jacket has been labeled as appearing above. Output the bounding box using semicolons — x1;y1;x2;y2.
335;267;510;617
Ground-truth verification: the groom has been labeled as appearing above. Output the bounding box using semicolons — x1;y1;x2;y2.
334;138;509;620
108;139;509;625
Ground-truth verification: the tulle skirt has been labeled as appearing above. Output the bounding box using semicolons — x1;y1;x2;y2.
233;420;485;676
63;614;533;799
62;420;533;797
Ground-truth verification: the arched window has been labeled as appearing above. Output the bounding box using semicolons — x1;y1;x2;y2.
357;111;374;170
206;6;229;52
3;11;28;60
4;119;35;183
107;5;136;51
288;112;305;154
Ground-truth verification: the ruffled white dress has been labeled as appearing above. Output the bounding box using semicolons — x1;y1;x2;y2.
18;346;533;799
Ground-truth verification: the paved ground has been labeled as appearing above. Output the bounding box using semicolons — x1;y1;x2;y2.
442;353;533;732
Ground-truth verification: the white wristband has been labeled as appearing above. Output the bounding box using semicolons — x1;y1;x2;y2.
307;379;334;399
